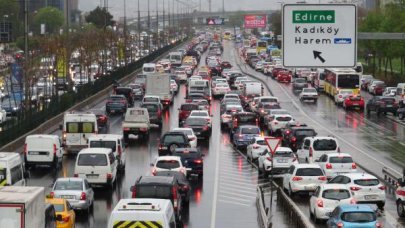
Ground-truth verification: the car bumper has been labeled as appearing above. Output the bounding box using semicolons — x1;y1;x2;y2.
69;199;91;210
314;207;334;220
354;194;385;204
234;140;250;147
290;183;320;192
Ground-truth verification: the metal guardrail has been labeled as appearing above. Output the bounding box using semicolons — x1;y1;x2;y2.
257;186;269;228
382;166;403;188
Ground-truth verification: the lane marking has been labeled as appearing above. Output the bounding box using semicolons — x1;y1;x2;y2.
210;110;221;228
220;181;257;189
219;194;253;203
218;199;252;207
219;185;258;195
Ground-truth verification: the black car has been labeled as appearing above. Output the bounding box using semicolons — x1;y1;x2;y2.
183;117;211;139
366;96;398;116
158;131;191;155
105;95;128;114
128;83;144;99
173;148;204;179
282;126;317;152
207;61;222;76
155;171;191;206
115;87;134;106
229;112;259;135
141;102;163;127
130;176;183;220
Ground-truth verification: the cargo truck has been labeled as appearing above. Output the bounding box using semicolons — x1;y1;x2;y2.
146;74;173;107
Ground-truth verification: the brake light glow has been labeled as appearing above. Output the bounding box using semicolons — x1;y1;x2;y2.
378;185;386;190
291;137;297;142
172;187;178;210
123;127;130;131
318;176;327;181
309;147;313;157
61;215;70;223
350;198;357;204
53;144;57;156
266;157;272;161
352;163;357;169
317;199;323;208
350;186;361;191
62;131;66;141
337;222;344;228
194;159;203;164
107;173;112;179
326;163;332;169
80;192;86;200
152;168;157;176
50;191;55;198
292;176;302;181
131;186;136;198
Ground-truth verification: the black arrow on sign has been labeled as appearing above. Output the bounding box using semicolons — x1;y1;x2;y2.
313;51;325;63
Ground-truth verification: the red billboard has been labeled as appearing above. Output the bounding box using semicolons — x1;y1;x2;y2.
244;15;267;29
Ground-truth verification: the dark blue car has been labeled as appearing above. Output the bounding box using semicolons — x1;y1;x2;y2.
232;125;261;150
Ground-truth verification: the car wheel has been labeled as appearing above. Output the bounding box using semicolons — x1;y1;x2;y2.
397;201;405;218
399;113;404;120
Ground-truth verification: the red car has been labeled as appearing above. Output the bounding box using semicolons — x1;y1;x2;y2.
178;103;200;124
276;70;292;83
271;67;287;79
373;83;386;96
343;95;365;110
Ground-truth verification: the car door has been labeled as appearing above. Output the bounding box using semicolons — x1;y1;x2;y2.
310;186;320;213
84;179;94;205
108;152;118;179
297;138;311;161
81;117;96;146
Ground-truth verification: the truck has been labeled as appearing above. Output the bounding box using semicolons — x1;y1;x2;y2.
146;74;173;107
0;186;49;228
168;52;183;68
122;108;150;141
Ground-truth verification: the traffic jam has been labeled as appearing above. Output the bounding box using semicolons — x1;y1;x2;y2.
1;27;405;228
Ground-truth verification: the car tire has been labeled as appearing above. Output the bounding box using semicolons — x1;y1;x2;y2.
397;200;405;218
377;202;385;210
399;113;405;120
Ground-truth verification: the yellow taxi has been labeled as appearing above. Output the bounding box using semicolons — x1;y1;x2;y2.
46;198;76;228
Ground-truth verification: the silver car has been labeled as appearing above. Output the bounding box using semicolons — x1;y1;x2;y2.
292;78;308;91
51;177;94;212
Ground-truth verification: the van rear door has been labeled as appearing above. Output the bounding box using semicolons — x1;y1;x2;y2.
80;116;97;146
65;121;82;147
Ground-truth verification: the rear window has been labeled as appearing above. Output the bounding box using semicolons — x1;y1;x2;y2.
116;88;131;95
78;154;107;166
143;98;159;103
174;151;200;159
295;78;306;83
163;135;186;144
295;129;316;137
89;141;116;152
143;67;155;72
137;186;172;199
341;212;376;223
66;122;95;134
313;139;337;151
181;104;198;111
261;98;278;103
142;104;158;112
322;189;351;200
274;151;294;157
381;98;395;103
191;112;208;117
156;160;180;169
276;116;292;122
54;181;83;191
354;179;379;186
236;115;256;123
349;96;361;101
185;118;207;125
329;156;353;163
295;168;323;176
241;127;260;134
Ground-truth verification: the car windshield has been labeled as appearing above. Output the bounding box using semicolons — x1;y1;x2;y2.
313;139;337;151
163;135;186;144
256;140;267;145
322;189;351;200
329;156;353;163
341;212;376;223
156;160;180;169
89;141;116;152
276;116;292;122
54;181;83;191
241;127;260;134
185;118;207;126
295;168;323;176
354;179;379;186
53;204;65;212
77;154;107;166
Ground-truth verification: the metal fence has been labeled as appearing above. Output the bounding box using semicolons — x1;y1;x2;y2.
0;39;185;147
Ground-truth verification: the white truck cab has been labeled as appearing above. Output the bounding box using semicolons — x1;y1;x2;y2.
297;136;339;163
142;63;156;75
0;152;27;186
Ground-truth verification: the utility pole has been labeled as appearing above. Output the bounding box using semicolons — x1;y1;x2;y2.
124;0;127;66
137;0;141;52
24;0;29;109
156;0;159;48
163;0;165;45
147;0;151;53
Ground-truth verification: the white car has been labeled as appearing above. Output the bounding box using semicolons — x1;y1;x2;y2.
175;70;187;82
246;137;268;163
170;80;178;94
172;127;197;148
383;87;396;96
368;80;384;93
188;75;202;83
258;147;298;176
0;108;6;123
189;110;212;127
193;99;210;111
262;109;290;127
233;76;248;89
299;88;318;102
255;61;264;71
212;78;227;88
267;114;294;135
212;83;230;97
297;136;339;163
221;104;243;127
282;163;327;196
328;173;386;209
315;153;357;179
334;89;353;105
152;156;187;176
223;93;241;102
309;184;356;222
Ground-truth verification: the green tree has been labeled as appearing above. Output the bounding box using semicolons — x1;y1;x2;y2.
85;7;114;29
33;7;64;35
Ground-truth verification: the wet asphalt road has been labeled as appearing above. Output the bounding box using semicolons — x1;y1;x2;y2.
227;41;405;227
25;44;266;228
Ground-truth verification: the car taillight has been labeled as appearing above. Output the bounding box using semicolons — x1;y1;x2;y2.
140;128;148;131
74;173;78;177
62;131;66;141
152;168;157;176
203;126;209;131
350;198;356;204
291;137;297;142
158;144;163;150
80;192;86;200
317;199;323;208
318;176;327;181
266;157;272;162
194;159;203;164
337;222;344;228
123;127;130;131
107;173;113;180
378;185;386;190
24;143;27;154
326;163;332;169
351;163;357;169
61;215;70;223
339;95;343;98
273;121;278;125
285;130;290;135
337;146;340;153
309;147;313;157
53;144;57;156
50;191;55;198
172;187;178;210
238;134;243;138
131;186;136;198
292;176;302;181
350;186;361;191
375;222;382;228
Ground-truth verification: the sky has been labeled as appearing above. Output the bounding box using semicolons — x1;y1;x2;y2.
78;0;332;19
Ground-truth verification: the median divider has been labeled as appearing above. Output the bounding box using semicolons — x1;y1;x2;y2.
0;38;188;153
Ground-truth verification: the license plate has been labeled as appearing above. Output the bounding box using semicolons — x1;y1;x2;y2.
86;174;99;179
195;132;201;135
29;151;39;155
161;147;168;150
386;105;393;107
304;186;315;190
61;195;75;199
277;159;287;163
364;195;378;200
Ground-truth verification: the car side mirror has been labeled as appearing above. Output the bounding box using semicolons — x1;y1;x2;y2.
56;214;63;221
59;124;63;130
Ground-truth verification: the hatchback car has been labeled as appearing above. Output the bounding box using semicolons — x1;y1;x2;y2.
316;153;357;179
173;148;204;179
246;136;268;163
183;117;211;139
326;204;382;228
334;89;354;105
50;177;94;213
178;103;200;124
366;96;398;116
105;95;128;114
282;164;327;196
258;147;298;176
232;125;261;149
292;78;308;91
152;156;187;176
343;95;365;110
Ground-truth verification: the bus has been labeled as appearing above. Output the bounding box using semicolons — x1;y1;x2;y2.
323;68;361;97
223;31;231;40
256;40;267;53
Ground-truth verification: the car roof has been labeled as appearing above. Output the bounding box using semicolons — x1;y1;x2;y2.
173;148;201;153
275;147;293;152
78;148;112;154
305;136;336;140
137;176;175;184
293;163;321;168
320;184;350;190
239;125;259;129
56;177;85;182
337;172;377;180
326;153;352;157
88;134;122;140
338;204;375;213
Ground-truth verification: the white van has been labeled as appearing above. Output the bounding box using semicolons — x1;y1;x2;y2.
396;83;405;103
142;63;156;75
88;134;126;171
74;148;118;188
24;134;63;169
0;152;26;186
108;198;176;228
243;82;263;98
297;136;340;163
62;112;98;153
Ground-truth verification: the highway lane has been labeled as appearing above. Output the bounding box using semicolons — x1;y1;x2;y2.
24;44;272;228
223;40;405;227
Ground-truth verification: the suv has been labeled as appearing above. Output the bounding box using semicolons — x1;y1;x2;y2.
366;96;398;116
155;171;191;207
158;131;191;155
130;176;183;220
141;102;163;128
297;136;339;163
282;126;317;152
173;148;204;179
178;103;199;124
115;87;134;106
105;95;128;114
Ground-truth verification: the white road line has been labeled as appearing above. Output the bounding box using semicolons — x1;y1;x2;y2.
219;193;253;203
219;173;257;183
210;126;221;228
220;181;257;189
219;172;257;181
218;199;252;207
219;190;255;200
219;185;257;196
